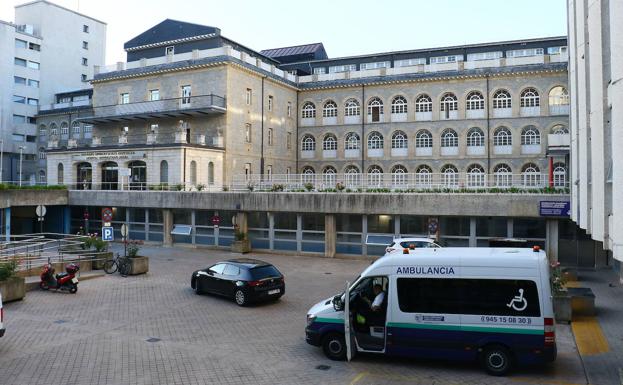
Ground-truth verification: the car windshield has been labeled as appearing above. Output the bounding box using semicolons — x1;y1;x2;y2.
249;265;281;280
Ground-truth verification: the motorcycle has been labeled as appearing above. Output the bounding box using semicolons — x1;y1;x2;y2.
40;263;80;293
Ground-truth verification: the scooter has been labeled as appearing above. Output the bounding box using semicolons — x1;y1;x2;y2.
40;263;80;293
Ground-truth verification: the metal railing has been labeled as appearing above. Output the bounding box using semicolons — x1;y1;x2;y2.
89;94;226;119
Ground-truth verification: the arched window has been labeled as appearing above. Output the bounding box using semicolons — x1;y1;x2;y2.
466;91;485;110
492;89;512;109
391;96;408;114
520;88;540;107
466;164;485;187
38;147;46;160
415;165;432;187
301;134;316;151
344;165;361;187
39;170;46;184
494;163;512;187
391;165;407;186
323;134;337;150
60;122;69;136
322;100;337;117
441;128;458;147
548;86;569;106
493;127;512;146
71;121;81;136
552;124;569;134
345;132;360;150
160;160;169;184
415;130;432;148
440;93;458;119
322;166;337;186
39;124;47;137
208;162;214;185
553;163;567;187
521;126;541;145
367;97;383;122
441;164;458;187
391;130;408;149
367;165;383;187
344;99;360;116
466;127;484;147
189;160;197;185
57;163;64;185
522;163;541;187
301;102;316;118
302;166;315;184
367;131;384;149
50;123;58;136
415;94;432;112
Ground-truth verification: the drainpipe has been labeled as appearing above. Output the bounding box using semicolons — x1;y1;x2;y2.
361;84;365;173
485;76;491;176
183;148;186;185
260;76;265;179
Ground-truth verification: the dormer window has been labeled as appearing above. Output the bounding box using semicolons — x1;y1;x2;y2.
165;46;174;55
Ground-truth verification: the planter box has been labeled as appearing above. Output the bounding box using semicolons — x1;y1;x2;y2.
0;276;26;302
231;239;251;254
553;294;572;324
128;256;149;275
92;252;113;270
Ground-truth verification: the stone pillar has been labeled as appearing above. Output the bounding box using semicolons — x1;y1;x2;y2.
545;219;559;262
325;214;336;258
469;217;477;247
163;209;173;247
4;208;10;241
235;212;248;235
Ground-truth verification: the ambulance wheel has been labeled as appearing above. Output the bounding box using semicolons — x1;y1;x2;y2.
322;333;347;361
481;344;513;376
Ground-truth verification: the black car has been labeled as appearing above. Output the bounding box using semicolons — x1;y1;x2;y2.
191;258;285;306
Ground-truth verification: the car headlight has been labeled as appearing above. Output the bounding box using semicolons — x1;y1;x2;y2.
306;314;316;326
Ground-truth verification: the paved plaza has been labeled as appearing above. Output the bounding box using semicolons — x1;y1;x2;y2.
0;246;591;385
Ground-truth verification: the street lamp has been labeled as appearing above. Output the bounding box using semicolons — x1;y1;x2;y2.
18;145;25;187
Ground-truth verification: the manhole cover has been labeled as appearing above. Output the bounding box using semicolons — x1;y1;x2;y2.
315;365;331;371
324;272;332;275
167;259;174;261
54;319;68;324
146;337;161;343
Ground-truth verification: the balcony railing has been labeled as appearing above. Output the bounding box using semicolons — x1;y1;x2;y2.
85;132;224;148
79;94;226;124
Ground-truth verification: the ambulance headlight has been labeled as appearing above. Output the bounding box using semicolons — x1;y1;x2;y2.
306;314;316;326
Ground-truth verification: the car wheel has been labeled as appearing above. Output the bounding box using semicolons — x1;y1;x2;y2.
234;289;247;306
322;333;347;361
481;344;513;376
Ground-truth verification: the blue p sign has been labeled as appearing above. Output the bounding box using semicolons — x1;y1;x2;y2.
102;226;114;242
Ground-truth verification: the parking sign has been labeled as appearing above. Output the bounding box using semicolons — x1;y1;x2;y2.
102;226;114;242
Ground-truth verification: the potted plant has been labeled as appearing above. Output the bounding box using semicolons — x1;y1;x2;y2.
0;257;25;302
551;261;571;323
231;225;251;253
78;232;112;270
124;239;148;275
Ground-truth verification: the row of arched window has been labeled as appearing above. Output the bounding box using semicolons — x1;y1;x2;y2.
39;122;91;138
299;162;568;188
301;86;569;119
301;125;568;152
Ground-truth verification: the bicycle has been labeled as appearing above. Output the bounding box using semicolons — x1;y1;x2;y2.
103;253;132;277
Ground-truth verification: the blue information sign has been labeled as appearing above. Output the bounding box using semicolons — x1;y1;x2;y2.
102;226;114;241
539;201;571;217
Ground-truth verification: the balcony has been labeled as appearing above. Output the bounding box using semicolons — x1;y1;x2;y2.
547;134;570;154
79;94;226;124
85;132;223;149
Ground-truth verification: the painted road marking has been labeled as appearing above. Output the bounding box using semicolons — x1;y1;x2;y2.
571;316;609;356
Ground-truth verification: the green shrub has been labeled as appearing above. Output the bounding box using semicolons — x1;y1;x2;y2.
304;183;314;191
0;258;19;281
92;238;108;252
196;184;206;191
270;184;284;192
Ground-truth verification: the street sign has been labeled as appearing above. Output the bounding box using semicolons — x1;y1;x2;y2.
102;226;114;241
35;205;46;217
211;215;221;227
119;168;131;177
120;224;128;238
102;207;113;223
539;201;571;217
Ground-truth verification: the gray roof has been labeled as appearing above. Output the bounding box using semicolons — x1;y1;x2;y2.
260;43;325;58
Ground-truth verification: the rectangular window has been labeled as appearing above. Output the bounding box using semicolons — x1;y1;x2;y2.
83;25;89;33
82;57;88;66
81;74;87;82
120;93;130;104
430;55;463;64
397;278;540;317
286;132;292;150
12;134;25;142
165;46;174;55
27;98;38;106
27;61;40;69
466;51;503;61
394;58;426;67
28;79;39;87
328;64;356;73
244;163;252;179
13;115;26;124
28;42;40;51
83;124;93;133
268;95;273;111
82;41;89;49
506;48;544;58
267;165;272;180
245;123;252;143
14;57;27;67
312;67;326;74
15;39;27;49
150;124;158;132
181;85;191;104
268;128;273;146
245;88;252;105
149;89;160;101
360;61;390;70
13;95;26;104
14;76;26;85
547;46;567;55
28;117;36;124
26;135;36;143
287;102;292;117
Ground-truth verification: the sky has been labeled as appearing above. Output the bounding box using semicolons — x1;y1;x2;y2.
1;0;568;64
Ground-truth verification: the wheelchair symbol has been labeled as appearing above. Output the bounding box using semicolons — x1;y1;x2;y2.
506;289;527;311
